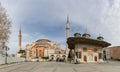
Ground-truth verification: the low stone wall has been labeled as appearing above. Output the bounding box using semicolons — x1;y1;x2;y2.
0;55;25;64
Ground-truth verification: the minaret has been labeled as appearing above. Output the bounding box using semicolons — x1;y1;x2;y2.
18;25;22;52
66;16;70;55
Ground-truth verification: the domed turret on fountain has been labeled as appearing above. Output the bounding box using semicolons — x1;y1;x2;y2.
82;28;91;38
74;27;81;37
97;34;104;40
74;32;81;37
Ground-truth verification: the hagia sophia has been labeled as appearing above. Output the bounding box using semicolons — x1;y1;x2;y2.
25;38;66;61
16;25;66;61
16;16;115;63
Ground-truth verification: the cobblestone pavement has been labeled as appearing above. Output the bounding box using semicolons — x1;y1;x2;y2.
0;61;120;72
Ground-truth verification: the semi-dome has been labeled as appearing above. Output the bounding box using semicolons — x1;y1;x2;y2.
74;32;81;37
36;38;51;42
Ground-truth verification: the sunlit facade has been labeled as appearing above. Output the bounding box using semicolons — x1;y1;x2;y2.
67;32;111;63
26;38;66;61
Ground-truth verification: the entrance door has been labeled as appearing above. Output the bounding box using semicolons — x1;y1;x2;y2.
94;56;97;61
84;56;87;62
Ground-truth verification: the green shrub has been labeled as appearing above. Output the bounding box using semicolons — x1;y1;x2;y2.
18;50;25;53
41;56;49;60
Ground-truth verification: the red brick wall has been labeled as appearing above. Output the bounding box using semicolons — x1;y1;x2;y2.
109;46;120;59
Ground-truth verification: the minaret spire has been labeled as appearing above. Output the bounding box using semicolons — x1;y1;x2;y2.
66;15;70;55
18;24;22;51
67;15;69;24
66;15;69;29
19;24;21;35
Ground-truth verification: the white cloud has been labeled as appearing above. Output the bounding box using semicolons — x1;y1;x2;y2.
100;0;120;46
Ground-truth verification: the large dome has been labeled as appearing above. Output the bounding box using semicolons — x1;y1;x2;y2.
36;39;51;42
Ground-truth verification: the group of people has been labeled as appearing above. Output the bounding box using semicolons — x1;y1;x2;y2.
49;57;66;62
56;57;65;62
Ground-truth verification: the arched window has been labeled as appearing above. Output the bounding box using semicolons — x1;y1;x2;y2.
94;48;97;52
83;48;87;52
99;53;102;59
79;52;81;58
51;55;54;60
103;50;106;54
39;50;41;56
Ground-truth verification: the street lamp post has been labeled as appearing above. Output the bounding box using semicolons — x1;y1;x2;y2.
5;46;7;64
5;46;9;64
2;42;9;64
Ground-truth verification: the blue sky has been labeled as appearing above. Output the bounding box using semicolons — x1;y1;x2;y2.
1;0;120;54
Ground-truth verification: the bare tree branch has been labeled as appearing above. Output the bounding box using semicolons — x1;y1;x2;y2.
0;3;12;47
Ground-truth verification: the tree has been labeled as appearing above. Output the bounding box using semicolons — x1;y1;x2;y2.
41;56;49;61
18;50;25;53
0;3;11;47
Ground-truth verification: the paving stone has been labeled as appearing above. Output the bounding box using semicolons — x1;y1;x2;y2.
0;61;120;72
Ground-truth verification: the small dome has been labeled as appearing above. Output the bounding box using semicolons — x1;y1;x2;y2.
97;35;104;40
74;32;81;37
82;33;91;38
36;39;51;42
82;28;91;38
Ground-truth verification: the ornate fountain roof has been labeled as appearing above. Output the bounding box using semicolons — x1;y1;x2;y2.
67;37;111;49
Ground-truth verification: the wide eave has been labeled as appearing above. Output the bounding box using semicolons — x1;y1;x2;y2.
67;37;111;49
